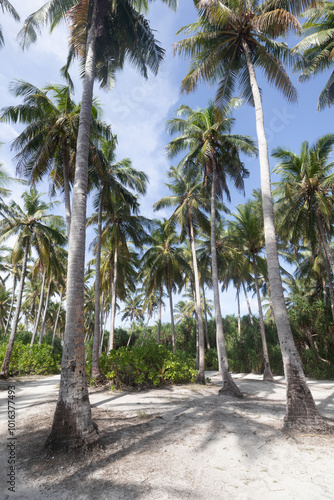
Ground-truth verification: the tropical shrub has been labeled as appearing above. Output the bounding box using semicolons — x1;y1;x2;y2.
0;340;61;375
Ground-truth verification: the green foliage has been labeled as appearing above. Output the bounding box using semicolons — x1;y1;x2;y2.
0;340;61;376
86;341;197;388
205;348;219;370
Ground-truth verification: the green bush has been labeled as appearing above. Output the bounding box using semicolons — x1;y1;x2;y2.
0;340;61;376
86;341;197;388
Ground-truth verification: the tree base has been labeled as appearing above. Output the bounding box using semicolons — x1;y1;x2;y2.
195;371;206;385
283;362;332;433
218;371;243;398
45;421;99;452
263;364;275;382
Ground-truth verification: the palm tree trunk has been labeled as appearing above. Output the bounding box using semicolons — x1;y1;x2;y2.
39;279;51;344
46;1;99;450
315;210;334;321
237;288;241;341
188;215;205;383
157;286;162;344
252;255;274;381
30;269;46;346
52;288;63;348
202;284;211;349
99;291;105;355
4;275;17;337
242;281;254;325
62;139;72;237
108;242;118;354
1;238;29;378
167;266;176;354
242;39;326;429
92;191;103;378
210;160;241;397
127;319;135;347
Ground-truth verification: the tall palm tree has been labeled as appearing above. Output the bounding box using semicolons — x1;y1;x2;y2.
176;0;326;430
88;137;148;376
166;101;254;395
0;1;19;47
294;1;334;110
230;200;274;381
141;219;189;354
154;164;211;383
20;0;176;450
121;293;144;346
0;189;65;378
273;134;334;321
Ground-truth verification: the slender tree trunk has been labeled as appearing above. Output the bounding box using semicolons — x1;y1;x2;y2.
315;210;334;322
39;279;51;344
1;238;29;378
108;242;118;354
62;140;72;237
188;215;205;383
46;2;99;450
243;39;326;430
127;320;135;347
252;255;274;381
52;289;63;348
30;269;46;346
99;292;105;355
4;275;17;337
92;191;103;378
167;267;176;354
242;281;254;325
141;314;150;346
202;285;211;349
157;286;162;345
237;288;241;341
210;160;242;397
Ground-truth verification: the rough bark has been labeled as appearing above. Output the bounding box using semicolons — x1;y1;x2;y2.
92;192;103;378
4;275;16;337
210;160;242;397
242;39;326;429
46;2;99;450
0;238;29;378
30;269;46;346
62;139;72;237
252;255;274;381
189;215;205;384
167;266;176;354
202;285;211;349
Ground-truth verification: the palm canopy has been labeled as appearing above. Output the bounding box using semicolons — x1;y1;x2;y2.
0;79;110;195
175;0;317;105
19;0;177;89
0;0;19;47
272;133;334;249
165;100;255;201
153;164;211;242
294;1;334;110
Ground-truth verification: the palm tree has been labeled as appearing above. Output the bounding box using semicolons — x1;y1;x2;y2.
0;1;19;47
273;134;334;321
166;101;254;395
230;200;274;381
21;0;176;450
121;293;144;347
0;189;65;378
0;80;110;237
294;1;334;110
154;164;211;383
176;0;327;430
141;219;189;354
88;137;148;376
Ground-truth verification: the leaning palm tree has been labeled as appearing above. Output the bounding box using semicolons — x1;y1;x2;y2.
0;189;65;378
273;134;334;321
0;1;19;47
20;0;177;450
176;0;327;430
166;100;255;395
294;1;334;110
154;164;211;383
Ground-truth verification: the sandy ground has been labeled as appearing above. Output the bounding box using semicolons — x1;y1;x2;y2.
1;372;334;500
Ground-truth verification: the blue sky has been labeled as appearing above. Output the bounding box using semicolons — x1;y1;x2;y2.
0;0;333;326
